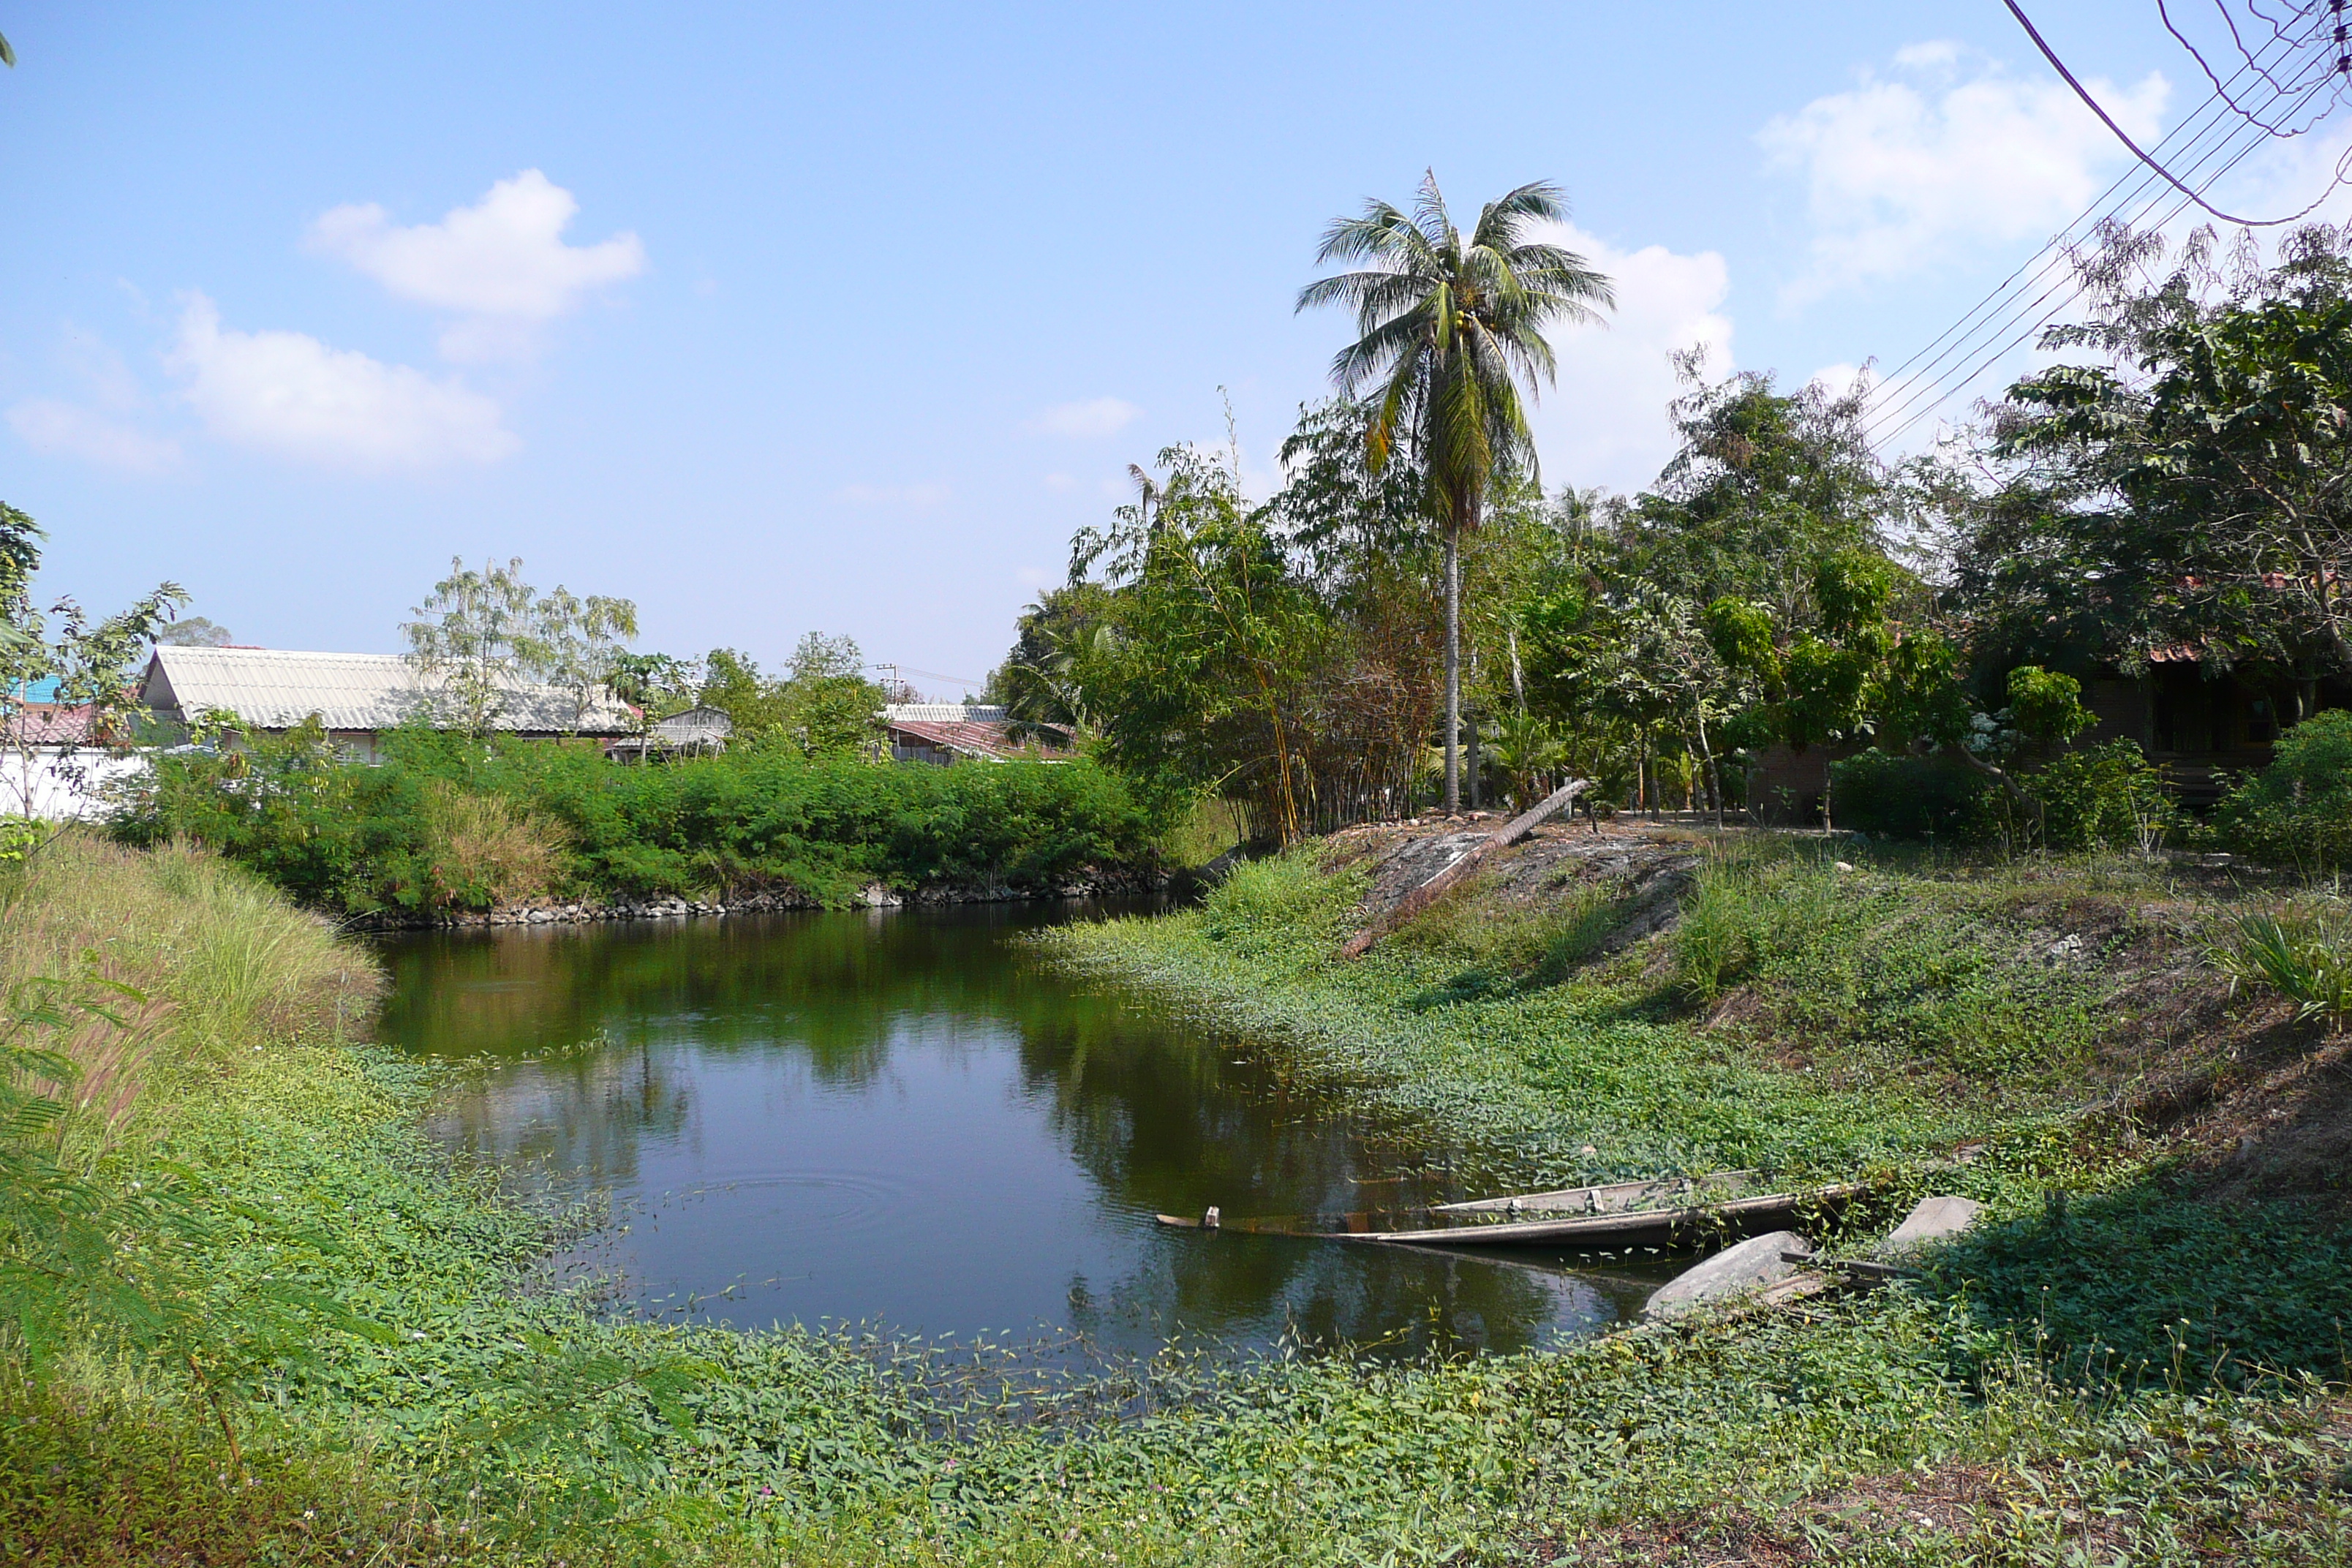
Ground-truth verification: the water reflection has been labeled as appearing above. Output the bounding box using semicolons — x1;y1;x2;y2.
377;905;1669;1357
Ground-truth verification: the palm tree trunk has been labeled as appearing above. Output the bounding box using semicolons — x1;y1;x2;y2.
1442;523;1460;815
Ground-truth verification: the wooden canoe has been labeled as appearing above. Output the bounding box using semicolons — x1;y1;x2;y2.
1325;1183;1868;1248
1150;1174;1866;1247
1431;1171;1763;1217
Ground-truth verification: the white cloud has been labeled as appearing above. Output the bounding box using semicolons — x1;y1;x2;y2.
165;293;517;471
4;323;183;474
1517;222;1735;491
306;170;645;361
1042;472;1078;492
833;481;950;508
1760;45;2168;304
7;399;182;473
1028;396;1140;437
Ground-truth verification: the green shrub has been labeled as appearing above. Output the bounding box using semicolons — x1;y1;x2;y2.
2207;903;2352;1025
1828;750;1988;840
111;733;1161;913
2025;738;2176;853
1198;849;1363;951
2217;708;2352;875
1670;848;1771;1002
1833;742;2174;853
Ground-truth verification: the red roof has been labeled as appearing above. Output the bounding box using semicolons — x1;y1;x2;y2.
883;717;1069;761
1;702;100;746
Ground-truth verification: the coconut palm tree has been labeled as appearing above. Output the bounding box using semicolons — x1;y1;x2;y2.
1297;173;1612;813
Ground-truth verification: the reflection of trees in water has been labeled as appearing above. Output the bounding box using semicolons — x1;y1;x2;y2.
380;907;1088;1085
427;1039;696;1183
1068;1237;1597;1358
1015;1017;1575;1352
383;907;1597;1351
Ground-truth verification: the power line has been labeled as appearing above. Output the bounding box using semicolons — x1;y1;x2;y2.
1863;72;2318;443
2158;0;2352;135
2002;0;2348;226
1869;38;2277;399
1866;85;2262;425
1862;21;2347;445
1866;112;2301;445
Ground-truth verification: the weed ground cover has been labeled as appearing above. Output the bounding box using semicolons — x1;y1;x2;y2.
1043;840;2136;1198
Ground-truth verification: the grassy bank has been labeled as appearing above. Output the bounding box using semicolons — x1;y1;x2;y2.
4;834;2350;1564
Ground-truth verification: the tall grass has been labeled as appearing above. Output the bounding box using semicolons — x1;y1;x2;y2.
1160;794;1254;867
0;834;380;1131
418;778;569;910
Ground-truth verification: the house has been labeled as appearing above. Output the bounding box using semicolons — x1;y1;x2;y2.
607;705;733;762
2074;652;2349;805
137;646;636;761
877;704;1071;765
1;701;146;819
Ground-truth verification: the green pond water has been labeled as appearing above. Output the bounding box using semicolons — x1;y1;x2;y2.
377;902;1671;1359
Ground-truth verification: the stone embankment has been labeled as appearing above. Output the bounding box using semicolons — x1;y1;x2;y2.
351;868;1167;931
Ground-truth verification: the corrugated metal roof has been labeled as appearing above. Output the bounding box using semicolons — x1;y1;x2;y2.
883;716;1070;761
881;703;1010;723
141;647;635;735
652;705;733;743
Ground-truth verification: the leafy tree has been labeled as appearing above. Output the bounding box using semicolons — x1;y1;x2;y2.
402;557;548;736
693;638;881;758
1972;224;2352;712
984;584;1113;740
535;586;641;729
1265;397;1434;587
1630;358;1892;624
153;616;233;647
1704;550;1958;829
1;502;186;821
1071;445;1325;840
608;651;704;723
401;557;638;736
780;633;884;757
1297;173;1613;813
696;648;792;743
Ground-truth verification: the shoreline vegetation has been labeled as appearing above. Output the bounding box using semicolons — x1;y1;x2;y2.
112;734;1167;920
4;830;2349;1564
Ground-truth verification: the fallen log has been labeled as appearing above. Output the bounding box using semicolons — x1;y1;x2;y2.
1340;777;1589;958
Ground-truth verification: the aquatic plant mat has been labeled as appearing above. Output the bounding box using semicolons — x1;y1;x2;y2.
4;831;2349;1563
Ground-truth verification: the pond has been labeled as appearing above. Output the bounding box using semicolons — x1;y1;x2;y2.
377;902;1672;1360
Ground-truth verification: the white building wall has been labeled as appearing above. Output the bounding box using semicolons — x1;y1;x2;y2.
0;749;146;821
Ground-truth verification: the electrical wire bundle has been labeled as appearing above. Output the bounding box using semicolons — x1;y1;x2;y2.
1860;1;2352;449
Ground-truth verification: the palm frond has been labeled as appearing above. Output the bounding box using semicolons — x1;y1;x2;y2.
1471;181;1571;249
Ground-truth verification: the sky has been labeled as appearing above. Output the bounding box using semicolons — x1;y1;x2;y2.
7;2;2352;697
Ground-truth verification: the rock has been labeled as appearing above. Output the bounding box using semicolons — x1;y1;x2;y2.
1833;860;1856;872
1643;1229;1813;1319
1877;1195;1982;1256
